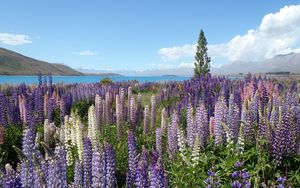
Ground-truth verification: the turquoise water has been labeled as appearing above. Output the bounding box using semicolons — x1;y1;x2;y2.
0;75;190;84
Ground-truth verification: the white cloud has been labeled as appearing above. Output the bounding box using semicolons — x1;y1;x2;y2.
158;44;196;61
148;63;175;69
73;50;97;56
158;5;300;63
178;62;194;68
0;33;32;45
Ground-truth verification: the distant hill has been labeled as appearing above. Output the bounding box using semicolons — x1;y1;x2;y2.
0;48;83;75
76;68;122;76
211;52;300;75
78;67;193;77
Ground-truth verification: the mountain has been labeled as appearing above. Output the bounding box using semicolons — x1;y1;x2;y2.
211;52;300;75
78;67;193;77
83;52;300;76
0;48;83;75
77;68;122;76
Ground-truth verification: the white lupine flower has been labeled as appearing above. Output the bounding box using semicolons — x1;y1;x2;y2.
76;117;84;161
151;95;156;129
88;105;97;146
186;103;195;148
63;115;70;143
177;125;193;166
144;105;149;134
223;123;234;149
44;119;50;145
191;134;201;168
63;115;73;166
237;124;245;154
95;94;102;126
129;96;136;127
120;88;125;121
177;125;186;157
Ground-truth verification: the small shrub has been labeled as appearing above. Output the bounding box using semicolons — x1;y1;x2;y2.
100;78;113;85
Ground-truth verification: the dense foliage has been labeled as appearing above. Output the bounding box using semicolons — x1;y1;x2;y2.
0;73;300;187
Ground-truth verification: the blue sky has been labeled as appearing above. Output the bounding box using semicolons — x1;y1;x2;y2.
1;1;300;71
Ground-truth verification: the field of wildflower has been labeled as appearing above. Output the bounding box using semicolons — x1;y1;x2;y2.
0;73;300;187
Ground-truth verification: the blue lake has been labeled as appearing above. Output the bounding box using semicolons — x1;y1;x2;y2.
0;75;191;85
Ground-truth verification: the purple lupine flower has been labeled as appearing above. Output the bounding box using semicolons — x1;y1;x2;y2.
195;101;209;147
250;91;259;125
3;164;21;188
234;161;243;168
277;176;286;187
214;96;228;146
204;168;220;188
186;103;195;148
231;171;240;179
279;104;292;162
242;103;255;144
32;152;46;188
258;110;268;141
34;87;44;124
260;83;269;113
54;144;67;188
73;160;83;187
104;142;116;188
47;98;55;122
136;93;142;125
231;161;251;188
21;118;36;187
161;108;167;132
149;158;166;188
0;92;8;127
271;101;295;166
116;94;122;139
127;86;132;120
228;94;240;143
167;111;178;159
83;138;92;188
25;98;34;126
8;90;21;125
127;130;138;187
289;103;300;155
241;170;250;179
0;126;3;144
135;147;148;188
59;94;66;123
151;95;157;129
156;128;163;158
46;158;57;187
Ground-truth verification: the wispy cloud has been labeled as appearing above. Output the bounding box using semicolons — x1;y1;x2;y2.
73;50;97;56
158;44;196;61
0;33;32;45
158;5;300;63
178;62;194;68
